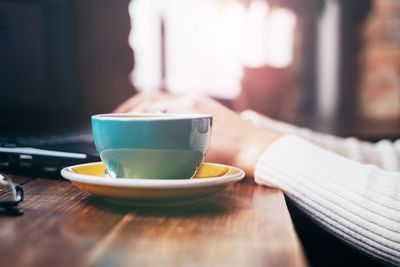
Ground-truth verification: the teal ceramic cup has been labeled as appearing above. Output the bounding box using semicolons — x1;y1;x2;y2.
92;113;213;179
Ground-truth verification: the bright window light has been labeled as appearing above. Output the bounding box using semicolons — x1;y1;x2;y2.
129;0;296;99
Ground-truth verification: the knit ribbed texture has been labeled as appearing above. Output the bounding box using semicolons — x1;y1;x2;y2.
241;110;400;171
241;111;400;266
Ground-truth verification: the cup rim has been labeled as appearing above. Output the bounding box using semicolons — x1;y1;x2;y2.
92;113;212;121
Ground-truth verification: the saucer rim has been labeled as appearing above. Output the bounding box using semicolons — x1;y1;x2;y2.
61;162;245;189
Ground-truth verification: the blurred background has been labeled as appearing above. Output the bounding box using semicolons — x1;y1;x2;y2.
128;0;400;140
1;0;399;138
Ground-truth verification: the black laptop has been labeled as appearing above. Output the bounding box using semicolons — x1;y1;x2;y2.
0;0;134;177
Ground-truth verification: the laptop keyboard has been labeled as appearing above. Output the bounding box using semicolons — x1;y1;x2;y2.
0;131;94;148
0;129;97;155
0;130;98;177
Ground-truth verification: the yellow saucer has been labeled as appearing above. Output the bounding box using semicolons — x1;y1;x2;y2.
61;162;245;206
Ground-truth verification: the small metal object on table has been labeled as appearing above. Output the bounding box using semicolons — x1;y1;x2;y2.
0;175;308;267
0;172;24;216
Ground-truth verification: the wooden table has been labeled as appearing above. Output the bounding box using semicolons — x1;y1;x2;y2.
0;175;307;267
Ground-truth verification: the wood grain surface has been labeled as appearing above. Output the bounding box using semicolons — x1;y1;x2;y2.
0;177;307;267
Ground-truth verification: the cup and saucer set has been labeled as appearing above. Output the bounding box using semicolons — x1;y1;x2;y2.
61;113;245;206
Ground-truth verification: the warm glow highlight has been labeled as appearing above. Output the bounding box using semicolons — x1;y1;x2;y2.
129;0;296;99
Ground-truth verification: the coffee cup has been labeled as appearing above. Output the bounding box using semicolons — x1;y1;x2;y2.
92;113;212;179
